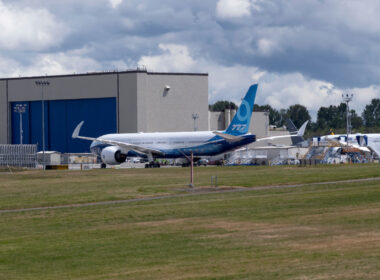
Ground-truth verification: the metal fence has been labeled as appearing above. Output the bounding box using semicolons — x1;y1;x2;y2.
0;144;37;168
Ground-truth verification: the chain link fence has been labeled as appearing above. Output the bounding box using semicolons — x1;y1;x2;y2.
0;144;37;168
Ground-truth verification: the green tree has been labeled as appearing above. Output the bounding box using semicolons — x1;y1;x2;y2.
362;99;380;126
351;109;363;129
286;104;311;128
209;101;237;112
316;103;363;133
317;103;346;130
278;109;287;127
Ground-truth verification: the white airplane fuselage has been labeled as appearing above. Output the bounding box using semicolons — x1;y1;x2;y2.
90;131;256;159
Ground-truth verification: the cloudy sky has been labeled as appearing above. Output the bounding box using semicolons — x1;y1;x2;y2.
1;0;379;119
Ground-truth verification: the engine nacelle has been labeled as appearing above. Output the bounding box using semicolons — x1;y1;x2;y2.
100;146;127;165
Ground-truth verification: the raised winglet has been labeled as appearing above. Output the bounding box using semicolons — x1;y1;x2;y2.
297;120;309;137
72;121;84;138
71;121;97;141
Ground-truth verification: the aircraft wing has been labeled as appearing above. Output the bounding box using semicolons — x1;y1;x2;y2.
256;134;297;142
95;138;164;155
256;120;309;142
72;121;164;156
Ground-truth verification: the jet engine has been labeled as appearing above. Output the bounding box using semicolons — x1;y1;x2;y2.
100;146;127;165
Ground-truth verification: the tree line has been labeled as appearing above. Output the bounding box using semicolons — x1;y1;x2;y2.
209;99;380;137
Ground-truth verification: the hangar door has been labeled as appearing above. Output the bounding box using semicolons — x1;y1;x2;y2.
11;98;116;153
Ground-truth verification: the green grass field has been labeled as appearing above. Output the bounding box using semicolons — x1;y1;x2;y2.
1;165;380;279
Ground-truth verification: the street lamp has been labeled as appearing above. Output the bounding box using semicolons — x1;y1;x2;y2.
35;80;50;169
13;104;27;144
192;113;199;131
342;92;353;145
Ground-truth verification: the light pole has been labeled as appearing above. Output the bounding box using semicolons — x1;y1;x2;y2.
13;104;27;144
342;93;353;145
35;80;50;170
192;113;199;131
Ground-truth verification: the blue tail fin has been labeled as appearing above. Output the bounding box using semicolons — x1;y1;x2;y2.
225;84;258;135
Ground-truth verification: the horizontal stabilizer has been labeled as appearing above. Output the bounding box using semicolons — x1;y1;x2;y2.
213;131;245;142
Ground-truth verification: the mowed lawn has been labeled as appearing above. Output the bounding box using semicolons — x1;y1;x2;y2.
1;165;380;279
1;164;380;209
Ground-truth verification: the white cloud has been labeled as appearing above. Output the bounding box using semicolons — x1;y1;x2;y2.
257;38;280;56
110;59;130;71
138;44;196;72
136;42;379;119
256;73;379;120
109;0;122;9
31;52;101;76
0;1;69;51
0;49;101;78
0;0;379;121
216;0;251;19
251;0;263;11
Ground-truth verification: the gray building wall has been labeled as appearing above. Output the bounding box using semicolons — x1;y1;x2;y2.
250;111;269;139
137;73;208;132
0;70;209;144
7;74;117;102
119;73;138;133
208;111;269;137
208;111;225;131
0;80;7;143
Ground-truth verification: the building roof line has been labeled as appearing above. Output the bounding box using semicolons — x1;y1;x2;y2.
0;70;208;81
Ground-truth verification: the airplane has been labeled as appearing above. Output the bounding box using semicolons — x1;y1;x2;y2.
316;133;372;154
72;84;309;168
73;84;259;168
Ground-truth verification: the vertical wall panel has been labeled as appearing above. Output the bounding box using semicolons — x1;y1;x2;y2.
11;98;116;153
0;81;7;144
66;98;116;153
29;101;48;152
49;100;67;152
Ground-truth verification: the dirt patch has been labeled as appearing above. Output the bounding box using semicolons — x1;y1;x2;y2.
301;204;380;221
293;231;380;251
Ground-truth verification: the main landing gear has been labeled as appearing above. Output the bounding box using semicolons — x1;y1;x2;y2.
145;162;160;168
144;153;160;168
